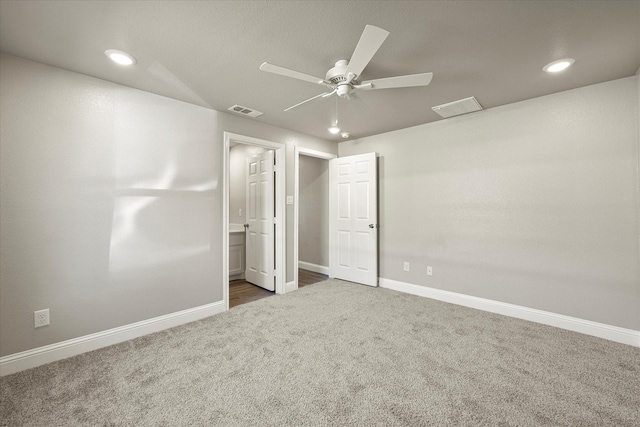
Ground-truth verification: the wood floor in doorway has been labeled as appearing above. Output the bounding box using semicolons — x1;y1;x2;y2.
229;269;328;308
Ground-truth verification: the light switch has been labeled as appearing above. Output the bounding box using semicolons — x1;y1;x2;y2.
286;196;294;205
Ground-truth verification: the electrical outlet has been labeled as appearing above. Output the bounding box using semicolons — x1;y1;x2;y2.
403;262;410;272
34;309;50;328
427;266;433;276
239;208;242;217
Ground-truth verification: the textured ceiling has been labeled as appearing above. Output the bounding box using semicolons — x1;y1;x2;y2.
1;1;638;141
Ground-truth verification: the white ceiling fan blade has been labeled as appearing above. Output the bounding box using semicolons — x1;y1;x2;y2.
359;72;433;90
284;91;334;112
344;25;389;79
260;62;331;86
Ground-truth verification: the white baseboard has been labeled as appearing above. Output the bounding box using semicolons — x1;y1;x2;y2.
379;278;640;348
229;272;245;281
299;261;329;275
0;301;226;376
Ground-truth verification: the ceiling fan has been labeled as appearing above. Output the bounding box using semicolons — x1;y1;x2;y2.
260;25;433;111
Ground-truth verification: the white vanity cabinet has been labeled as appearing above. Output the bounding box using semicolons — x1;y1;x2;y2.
229;227;245;280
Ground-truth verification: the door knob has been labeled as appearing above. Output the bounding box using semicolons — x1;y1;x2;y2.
244;223;249;229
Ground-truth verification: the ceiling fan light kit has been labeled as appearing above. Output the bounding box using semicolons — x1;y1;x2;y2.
260;24;434;125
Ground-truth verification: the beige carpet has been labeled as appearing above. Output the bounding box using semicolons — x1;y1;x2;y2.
1;279;639;426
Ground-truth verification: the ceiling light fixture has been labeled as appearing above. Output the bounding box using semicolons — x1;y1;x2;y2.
543;58;574;73
105;49;137;66
341;132;350;139
328;97;342;135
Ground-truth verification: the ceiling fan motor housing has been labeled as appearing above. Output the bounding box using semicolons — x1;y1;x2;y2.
327;60;360;98
327;60;362;84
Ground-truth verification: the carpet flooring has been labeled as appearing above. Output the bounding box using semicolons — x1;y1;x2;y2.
1;279;639;426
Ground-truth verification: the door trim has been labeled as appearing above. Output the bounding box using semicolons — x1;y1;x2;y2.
293;147;337;290
223;132;286;311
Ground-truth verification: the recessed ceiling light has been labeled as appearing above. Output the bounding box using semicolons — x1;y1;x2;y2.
328;126;341;134
105;49;137;66
341;132;350;139
543;58;574;73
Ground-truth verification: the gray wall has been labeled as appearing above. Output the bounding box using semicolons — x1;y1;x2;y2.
0;54;336;356
299;155;329;267
339;76;640;331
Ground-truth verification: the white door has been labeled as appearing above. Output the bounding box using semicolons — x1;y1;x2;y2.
245;150;275;291
329;152;378;286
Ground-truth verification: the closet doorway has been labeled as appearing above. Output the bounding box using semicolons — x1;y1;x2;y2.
293;147;336;290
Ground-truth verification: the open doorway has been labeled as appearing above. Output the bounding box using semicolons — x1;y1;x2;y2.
293;147;337;290
223;133;285;311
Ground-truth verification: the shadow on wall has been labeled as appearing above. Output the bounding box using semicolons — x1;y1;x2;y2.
108;140;217;277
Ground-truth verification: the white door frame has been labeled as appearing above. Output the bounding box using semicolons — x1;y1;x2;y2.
293;146;337;290
223;132;286;311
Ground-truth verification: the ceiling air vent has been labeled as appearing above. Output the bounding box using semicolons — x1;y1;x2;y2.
431;96;482;118
228;104;263;118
